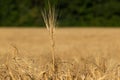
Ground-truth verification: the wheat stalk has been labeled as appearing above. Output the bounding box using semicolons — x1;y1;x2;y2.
42;2;57;73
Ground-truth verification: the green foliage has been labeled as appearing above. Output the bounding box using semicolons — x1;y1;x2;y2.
0;0;120;27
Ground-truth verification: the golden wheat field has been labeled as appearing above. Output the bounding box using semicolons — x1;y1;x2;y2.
0;28;120;80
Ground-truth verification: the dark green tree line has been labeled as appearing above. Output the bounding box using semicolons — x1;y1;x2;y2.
0;0;120;27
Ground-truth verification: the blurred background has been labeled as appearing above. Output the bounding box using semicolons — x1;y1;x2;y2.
0;0;120;27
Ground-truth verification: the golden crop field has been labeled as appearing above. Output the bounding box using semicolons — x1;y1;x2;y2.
0;28;120;80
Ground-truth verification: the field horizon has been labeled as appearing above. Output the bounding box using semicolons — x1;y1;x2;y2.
0;27;120;60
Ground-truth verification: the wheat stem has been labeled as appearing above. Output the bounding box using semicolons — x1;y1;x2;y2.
42;2;56;72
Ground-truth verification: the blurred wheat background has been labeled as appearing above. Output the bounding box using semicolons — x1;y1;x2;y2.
0;28;120;80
